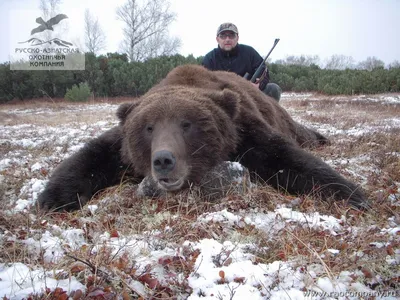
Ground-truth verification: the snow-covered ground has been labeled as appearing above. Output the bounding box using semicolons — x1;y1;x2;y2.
0;93;399;299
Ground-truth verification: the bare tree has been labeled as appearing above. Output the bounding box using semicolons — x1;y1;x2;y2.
357;56;385;71
278;55;321;67
37;0;64;95
388;60;400;69
84;9;106;54
38;0;64;41
39;0;62;20
116;0;181;61
130;31;182;61
324;54;355;70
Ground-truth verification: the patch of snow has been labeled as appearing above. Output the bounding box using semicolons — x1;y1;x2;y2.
0;158;12;171
0;263;86;300
87;204;99;215
227;161;244;171
31;162;42;171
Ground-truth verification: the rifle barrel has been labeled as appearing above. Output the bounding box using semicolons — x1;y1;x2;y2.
249;38;280;82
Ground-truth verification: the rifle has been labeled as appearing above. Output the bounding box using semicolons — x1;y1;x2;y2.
244;38;280;86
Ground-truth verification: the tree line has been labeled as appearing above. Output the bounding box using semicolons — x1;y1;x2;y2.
1;52;399;103
270;63;400;95
2;0;398;102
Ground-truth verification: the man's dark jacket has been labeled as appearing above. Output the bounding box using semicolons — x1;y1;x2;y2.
202;44;264;78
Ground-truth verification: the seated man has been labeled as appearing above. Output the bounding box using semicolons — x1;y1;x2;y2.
202;22;282;102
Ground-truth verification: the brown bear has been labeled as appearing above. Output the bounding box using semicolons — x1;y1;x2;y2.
38;64;369;211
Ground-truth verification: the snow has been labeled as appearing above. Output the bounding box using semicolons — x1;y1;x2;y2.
0;93;399;299
0;158;12;171
0;263;85;300
227;161;244;171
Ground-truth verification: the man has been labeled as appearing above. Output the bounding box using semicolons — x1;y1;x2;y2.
202;22;282;102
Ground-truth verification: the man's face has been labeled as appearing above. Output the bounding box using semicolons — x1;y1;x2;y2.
216;31;238;51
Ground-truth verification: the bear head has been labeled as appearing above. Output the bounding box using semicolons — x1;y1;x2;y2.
117;85;241;192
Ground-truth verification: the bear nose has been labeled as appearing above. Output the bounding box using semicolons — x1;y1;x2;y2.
152;150;176;174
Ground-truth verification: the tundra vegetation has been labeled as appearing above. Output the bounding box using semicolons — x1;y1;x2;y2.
0;92;399;299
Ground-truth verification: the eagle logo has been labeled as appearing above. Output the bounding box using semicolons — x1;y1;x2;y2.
31;14;68;35
19;14;72;47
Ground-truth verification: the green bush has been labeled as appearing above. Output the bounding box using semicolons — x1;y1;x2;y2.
2;54;399;102
64;82;91;102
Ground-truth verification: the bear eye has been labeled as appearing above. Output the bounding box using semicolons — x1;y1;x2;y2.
146;124;153;133
181;120;191;131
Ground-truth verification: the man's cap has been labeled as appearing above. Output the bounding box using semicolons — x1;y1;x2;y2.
216;23;238;36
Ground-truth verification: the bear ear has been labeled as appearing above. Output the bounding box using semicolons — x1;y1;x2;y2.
116;102;140;124
209;89;240;119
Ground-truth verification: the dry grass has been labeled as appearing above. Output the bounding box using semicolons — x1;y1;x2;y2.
0;97;132;127
1;94;399;299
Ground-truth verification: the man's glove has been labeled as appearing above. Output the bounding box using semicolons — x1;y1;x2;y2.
258;68;270;91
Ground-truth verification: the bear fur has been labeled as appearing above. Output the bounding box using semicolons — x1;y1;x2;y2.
38;64;369;211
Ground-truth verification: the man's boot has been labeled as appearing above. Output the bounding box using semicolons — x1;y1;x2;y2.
262;83;282;102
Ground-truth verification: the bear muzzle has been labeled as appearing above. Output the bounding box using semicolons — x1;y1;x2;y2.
152;150;186;191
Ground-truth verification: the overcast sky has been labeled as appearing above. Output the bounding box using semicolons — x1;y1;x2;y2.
1;0;399;65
